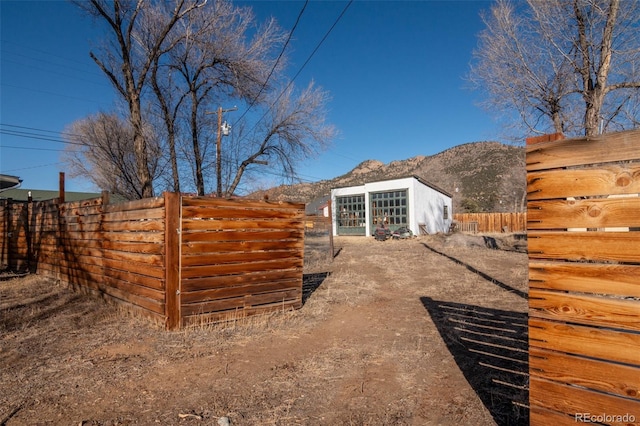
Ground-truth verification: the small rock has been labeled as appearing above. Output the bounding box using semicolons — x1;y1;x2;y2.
218;417;231;426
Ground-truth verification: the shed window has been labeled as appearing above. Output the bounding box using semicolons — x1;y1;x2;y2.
371;189;408;232
444;205;449;220
336;194;366;235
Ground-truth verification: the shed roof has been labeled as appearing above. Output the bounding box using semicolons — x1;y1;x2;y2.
332;175;452;198
0;174;22;191
0;188;103;202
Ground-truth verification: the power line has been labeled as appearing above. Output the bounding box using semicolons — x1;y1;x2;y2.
233;0;353;134
2;162;64;173
0;125;326;181
1;145;62;152
234;0;309;125
0;83;108;105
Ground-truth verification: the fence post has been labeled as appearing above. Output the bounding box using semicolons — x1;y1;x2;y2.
328;199;334;260
164;192;182;330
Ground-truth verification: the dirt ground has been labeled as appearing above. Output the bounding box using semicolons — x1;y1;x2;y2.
1;233;529;426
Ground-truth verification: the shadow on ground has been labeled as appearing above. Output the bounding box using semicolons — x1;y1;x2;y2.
421;297;529;425
302;272;330;304
421;243;527;300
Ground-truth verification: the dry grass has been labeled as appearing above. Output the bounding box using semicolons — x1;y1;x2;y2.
1;234;529;425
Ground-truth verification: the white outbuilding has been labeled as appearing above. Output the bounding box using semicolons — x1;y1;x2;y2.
330;175;453;237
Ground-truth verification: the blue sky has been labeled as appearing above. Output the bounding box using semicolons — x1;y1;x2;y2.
1;0;499;193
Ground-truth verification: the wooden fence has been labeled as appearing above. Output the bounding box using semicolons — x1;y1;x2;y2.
526;129;640;424
0;193;305;330
453;212;526;233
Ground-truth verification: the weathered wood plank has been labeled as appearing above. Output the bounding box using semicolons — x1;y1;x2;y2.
164;191;180;330
181;291;301;317
530;347;640;400
103;231;165;243
181;269;302;292
102;208;165;222
529;289;640;332
529;261;640;298
101;240;164;255
244;288;301;307
181;296;245;316
181;280;300;304
181;249;302;267
100;266;165;290
529;318;640;366
529;376;640;423
101;275;165;304
182;218;304;232
180;229;304;243
102;257;164;280
101;249;164;267
530;405;585;426
66;277;164;315
527;164;640;200
101;220;164;232
526;128;640;171
182;239;303;252
528;231;640;262
528;197;640;229
102;196;164;213
181;259;303;279
181;207;303;221
182;197;304;210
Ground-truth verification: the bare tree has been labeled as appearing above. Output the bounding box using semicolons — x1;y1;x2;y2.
75;1;336;197
77;0;206;198
226;81;336;196
470;0;640;138
62;112;162;200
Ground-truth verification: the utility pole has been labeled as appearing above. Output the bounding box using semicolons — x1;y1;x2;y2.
210;106;237;197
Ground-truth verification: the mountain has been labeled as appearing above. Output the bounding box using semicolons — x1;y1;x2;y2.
254;141;526;213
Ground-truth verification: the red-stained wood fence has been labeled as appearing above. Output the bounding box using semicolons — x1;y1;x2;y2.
526;129;640;424
453;212;527;233
0;193;305;330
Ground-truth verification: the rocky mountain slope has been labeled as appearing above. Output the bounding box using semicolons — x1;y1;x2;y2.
255;141;526;213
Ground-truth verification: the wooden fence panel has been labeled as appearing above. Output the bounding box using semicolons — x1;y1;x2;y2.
1;193;307;330
527;129;640;424
453;212;526;233
180;197;305;327
101;196;166;320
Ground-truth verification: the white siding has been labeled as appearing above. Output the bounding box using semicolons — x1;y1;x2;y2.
331;177;452;236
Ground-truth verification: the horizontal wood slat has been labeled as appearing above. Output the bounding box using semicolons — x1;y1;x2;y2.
182;218;303;231
526;128;640;171
528;197;640;229
529;406;583;426
182;239;303;252
529;317;640;366
181;206;303;220
181;229;303;242
181;259;303;279
181;280;301;304
181;289;301;316
529;377;640;423
182;197;303;210
529;289;640;332
181;249;302;267
530;347;640;400
528;231;640;263
529;261;640;298
527;164;640;200
181;269;301;292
